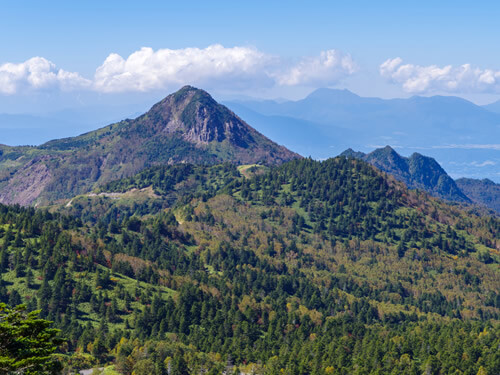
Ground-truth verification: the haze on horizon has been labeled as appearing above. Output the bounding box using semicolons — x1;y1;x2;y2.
1;1;499;182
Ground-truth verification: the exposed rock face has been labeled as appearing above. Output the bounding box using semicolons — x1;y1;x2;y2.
0;157;53;206
146;86;264;149
0;86;300;206
341;146;470;203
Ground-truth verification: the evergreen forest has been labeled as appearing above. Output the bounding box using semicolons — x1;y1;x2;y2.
1;157;499;374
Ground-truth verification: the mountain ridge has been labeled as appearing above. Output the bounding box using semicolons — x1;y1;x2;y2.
0;86;299;206
341;146;471;203
482;99;500;113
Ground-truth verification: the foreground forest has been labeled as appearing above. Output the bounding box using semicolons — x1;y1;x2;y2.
1;157;499;374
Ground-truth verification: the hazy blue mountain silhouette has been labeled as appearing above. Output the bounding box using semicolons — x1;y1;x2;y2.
482;99;500;114
456;178;500;214
226;88;500;182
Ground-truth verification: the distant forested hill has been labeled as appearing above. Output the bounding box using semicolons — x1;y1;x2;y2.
456;178;500;214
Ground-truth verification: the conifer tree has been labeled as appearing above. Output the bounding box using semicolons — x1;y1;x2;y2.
0;303;62;374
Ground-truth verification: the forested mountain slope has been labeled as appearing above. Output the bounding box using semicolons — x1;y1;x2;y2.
341;146;471;203
1;157;499;374
0;86;298;206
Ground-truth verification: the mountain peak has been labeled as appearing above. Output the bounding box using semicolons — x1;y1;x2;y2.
380;145;398;154
364;146;409;180
340;148;366;159
367;145;403;162
305;88;360;103
153;85;213;111
113;87;301;163
172;85;214;103
344;146;470;203
0;87;299;205
145;85;270;147
179;84;203;92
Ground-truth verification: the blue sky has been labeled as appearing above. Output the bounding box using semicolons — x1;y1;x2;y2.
2;0;500;113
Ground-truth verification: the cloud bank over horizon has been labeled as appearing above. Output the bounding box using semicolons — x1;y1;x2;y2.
4;48;500;99
380;57;500;94
0;45;356;95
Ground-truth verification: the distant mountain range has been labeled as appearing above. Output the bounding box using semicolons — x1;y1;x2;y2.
225;88;500;182
0;86;298;206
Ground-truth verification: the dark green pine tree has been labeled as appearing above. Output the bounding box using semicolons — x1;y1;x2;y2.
0;303;62;374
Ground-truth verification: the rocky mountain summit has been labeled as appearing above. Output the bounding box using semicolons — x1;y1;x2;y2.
0;86;299;206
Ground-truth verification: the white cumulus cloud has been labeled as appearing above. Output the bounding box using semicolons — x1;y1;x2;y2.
380;57;500;93
0;46;358;95
93;45;274;93
0;57;91;94
276;49;357;86
93;45;357;93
